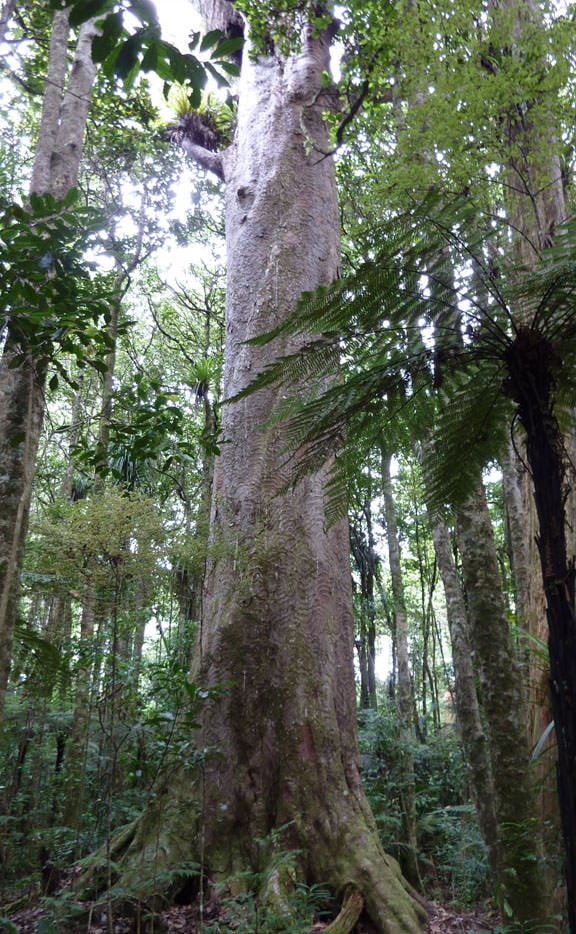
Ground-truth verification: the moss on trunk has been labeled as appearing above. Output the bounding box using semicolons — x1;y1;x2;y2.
78;4;428;930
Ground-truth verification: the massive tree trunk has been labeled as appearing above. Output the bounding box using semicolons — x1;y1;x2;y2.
0;11;98;733
107;3;427;930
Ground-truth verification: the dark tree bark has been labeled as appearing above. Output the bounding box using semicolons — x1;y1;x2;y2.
504;326;576;933
351;505;378;710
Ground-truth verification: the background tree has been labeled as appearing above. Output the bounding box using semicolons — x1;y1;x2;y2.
0;7;100;732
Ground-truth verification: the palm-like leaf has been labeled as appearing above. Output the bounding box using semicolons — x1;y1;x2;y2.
232;192;576;515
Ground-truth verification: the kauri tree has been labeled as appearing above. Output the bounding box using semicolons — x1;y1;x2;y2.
83;0;427;930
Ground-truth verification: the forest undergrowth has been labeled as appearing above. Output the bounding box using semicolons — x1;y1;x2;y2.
1;701;513;933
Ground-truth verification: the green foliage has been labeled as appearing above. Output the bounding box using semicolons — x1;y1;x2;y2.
233;0;333;56
49;1;240;98
168;87;237;149
493;920;562;934
31;489;167;591
203;829;334;933
359;707;490;906
0;190;115;383
235;191;576;520
10;622;70;697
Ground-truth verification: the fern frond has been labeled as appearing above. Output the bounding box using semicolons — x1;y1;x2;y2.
422;359;513;516
232;190;576;518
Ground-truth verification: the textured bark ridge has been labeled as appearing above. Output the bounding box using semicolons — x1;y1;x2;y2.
108;3;427;931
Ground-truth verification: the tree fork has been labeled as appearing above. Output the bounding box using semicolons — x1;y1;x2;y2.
504;325;576;932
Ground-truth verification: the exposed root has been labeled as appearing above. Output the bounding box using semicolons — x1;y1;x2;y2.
74;817;139;894
323;885;363;933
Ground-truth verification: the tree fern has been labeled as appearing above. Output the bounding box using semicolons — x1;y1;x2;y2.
232;191;576;524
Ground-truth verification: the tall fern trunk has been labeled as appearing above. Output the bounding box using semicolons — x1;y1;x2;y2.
455;481;549;924
504;327;576;934
0;11;98;733
104;3;427;929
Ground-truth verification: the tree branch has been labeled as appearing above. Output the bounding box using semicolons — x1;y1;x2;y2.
178;138;225;181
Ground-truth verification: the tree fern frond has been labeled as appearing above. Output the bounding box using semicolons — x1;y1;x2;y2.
247;191;511;349
422;360;513;516
229;338;340;402
232;190;576;520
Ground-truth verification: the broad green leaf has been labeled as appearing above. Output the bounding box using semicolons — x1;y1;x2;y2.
213;36;244;59
200;29;225;51
91;12;125;63
114;29;144;79
69;0;114;28
130;0;158;25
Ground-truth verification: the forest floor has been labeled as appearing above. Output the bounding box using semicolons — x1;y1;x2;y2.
5;898;503;932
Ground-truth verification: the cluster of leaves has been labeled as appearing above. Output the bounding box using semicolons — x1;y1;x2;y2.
71;370;200;488
1;189;116;387
203;827;335;933
234;193;511;515
49;0;241;100
29;489;167;594
233;0;333;55
168;87;237;151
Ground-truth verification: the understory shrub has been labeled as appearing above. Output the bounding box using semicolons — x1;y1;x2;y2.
358;704;490;905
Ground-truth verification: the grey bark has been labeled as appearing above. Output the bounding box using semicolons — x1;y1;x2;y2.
114;2;427;929
0;0;17;44
429;517;498;868
62;586;96;836
381;450;422;890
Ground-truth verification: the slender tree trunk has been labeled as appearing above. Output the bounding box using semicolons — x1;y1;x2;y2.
106;4;427;929
350;506;378;710
0;0;16;45
0;12;98;733
429;516;498;871
456;481;549;923
381;451;422;890
63;586;96;837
